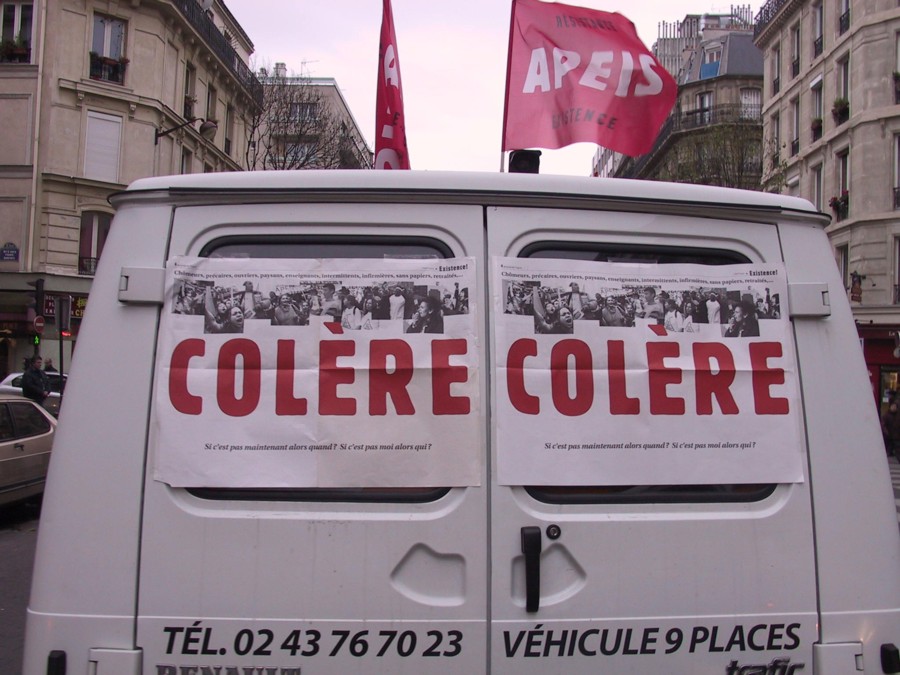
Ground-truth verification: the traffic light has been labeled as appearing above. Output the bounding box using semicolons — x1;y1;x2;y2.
26;278;45;316
33;334;40;346
508;149;542;174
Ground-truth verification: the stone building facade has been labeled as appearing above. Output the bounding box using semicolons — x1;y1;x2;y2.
753;0;900;409
0;0;262;378
597;8;764;190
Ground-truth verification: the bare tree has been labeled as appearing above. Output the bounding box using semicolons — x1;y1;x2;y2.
246;66;369;171
652;121;763;190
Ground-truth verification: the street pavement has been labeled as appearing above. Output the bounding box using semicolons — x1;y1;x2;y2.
0;499;40;675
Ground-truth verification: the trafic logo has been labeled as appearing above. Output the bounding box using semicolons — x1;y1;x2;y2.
726;657;804;674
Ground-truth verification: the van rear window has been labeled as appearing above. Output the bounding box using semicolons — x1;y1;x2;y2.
521;242;776;504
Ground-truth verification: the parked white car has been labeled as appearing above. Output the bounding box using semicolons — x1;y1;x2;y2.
0;394;56;507
0;372;67;416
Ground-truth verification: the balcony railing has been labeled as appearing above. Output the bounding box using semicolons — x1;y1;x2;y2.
772;76;781;95
894;284;900;304
172;0;263;107
754;0;792;38
839;10;850;35
615;104;762;178
811;121;823;141
89;53;126;85
790;138;799;156
78;257;98;276
0;43;30;63
894;187;900;210
813;35;823;57
791;58;800;78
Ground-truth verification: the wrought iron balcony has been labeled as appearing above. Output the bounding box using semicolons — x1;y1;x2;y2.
839;10;850;35
791;58;800;78
89;53;126;85
894;187;900;210
171;0;263;107
772;76;781;95
813;36;823;57
790;138;799;156
811;119;823;141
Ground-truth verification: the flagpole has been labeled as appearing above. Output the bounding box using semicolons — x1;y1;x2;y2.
500;0;517;173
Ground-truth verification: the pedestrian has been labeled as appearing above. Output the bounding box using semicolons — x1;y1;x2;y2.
22;355;51;406
882;395;900;460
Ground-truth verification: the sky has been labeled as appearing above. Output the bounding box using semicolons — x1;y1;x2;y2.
224;1;758;176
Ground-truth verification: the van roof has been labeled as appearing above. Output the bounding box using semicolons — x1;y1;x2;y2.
115;170;823;220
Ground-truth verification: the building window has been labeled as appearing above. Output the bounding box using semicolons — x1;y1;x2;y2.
224;105;234;156
894;135;900;209
79;211;111;276
838;56;850;99
740;87;761;119
290;102;317;123
181;148;193;174
771;112;781;168
772;45;781;94
83;111;121;183
812;3;823;57
0;2;33;63
839;0;850;35
812;163;824;211
832;56;850;124
184;63;197;118
206;84;217;123
832;148;850;220
89;14;127;84
811;80;824;140
790;23;801;77
895;240;900;303
895;33;900;104
694;91;712;125
835;243;849;291
790;98;800;156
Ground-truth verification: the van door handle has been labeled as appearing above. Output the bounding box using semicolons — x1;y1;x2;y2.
14;443;24;452
521;526;542;612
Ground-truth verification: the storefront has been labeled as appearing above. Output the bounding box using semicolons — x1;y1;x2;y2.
858;325;900;416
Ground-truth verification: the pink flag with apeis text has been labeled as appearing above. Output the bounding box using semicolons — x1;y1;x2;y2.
503;0;677;157
375;0;410;169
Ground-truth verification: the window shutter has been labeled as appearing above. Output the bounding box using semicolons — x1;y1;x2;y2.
84;112;122;183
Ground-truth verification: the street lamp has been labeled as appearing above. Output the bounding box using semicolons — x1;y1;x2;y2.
155;117;218;145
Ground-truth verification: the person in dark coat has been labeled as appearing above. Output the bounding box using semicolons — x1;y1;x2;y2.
882;396;900;460
22;355;51;405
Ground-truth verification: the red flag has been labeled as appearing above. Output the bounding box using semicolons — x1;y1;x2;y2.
503;0;677;157
375;0;410;169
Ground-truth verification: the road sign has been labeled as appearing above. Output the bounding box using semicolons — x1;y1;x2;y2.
33;315;45;334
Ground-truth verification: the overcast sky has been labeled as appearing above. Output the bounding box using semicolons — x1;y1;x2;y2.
224;0;756;176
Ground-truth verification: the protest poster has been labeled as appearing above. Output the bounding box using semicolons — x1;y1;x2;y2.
494;257;805;486
153;256;479;488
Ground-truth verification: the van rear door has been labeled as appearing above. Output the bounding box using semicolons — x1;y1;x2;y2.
136;200;487;675
486;204;819;674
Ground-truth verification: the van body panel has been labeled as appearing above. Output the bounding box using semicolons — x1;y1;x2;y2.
23;172;898;675
134;202;489;673
486;205;819;672
23;203;174;674
777;223;900;651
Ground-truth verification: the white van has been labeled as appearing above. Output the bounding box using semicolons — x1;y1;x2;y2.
23;171;900;674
